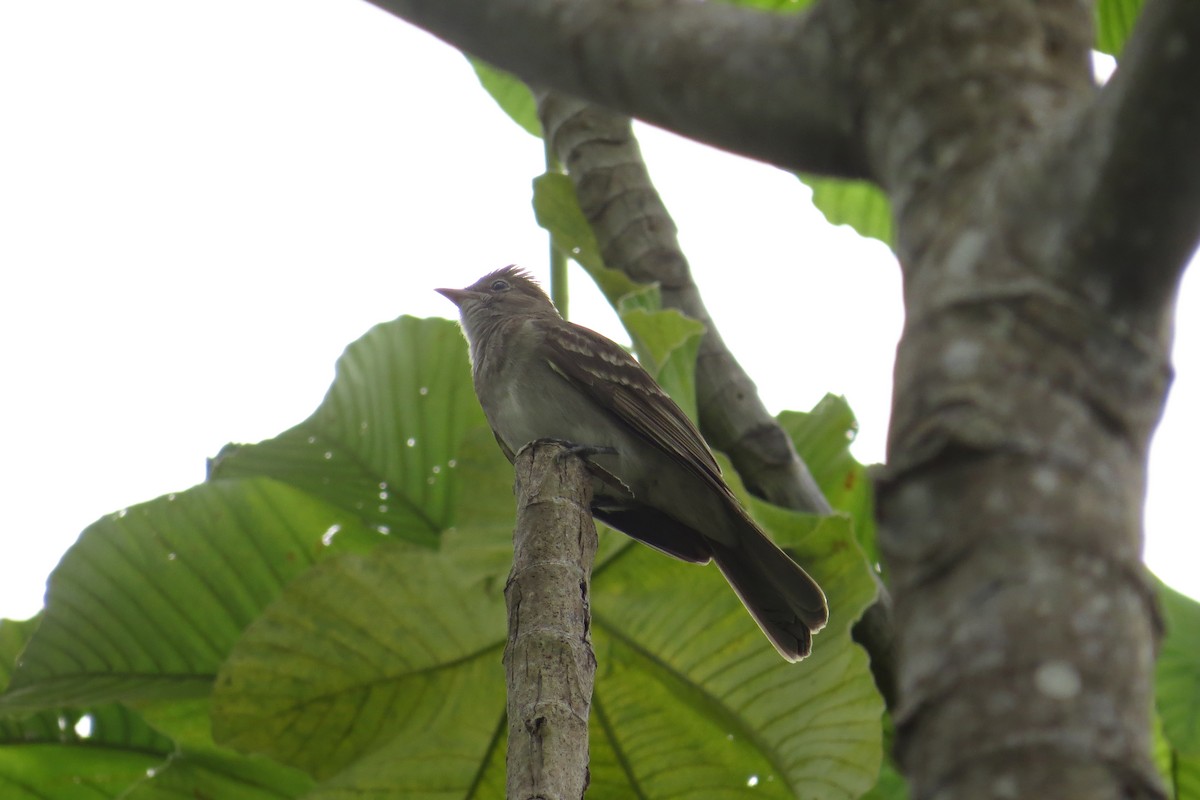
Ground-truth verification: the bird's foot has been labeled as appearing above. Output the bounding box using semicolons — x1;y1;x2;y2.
523;437;618;460
539;440;633;501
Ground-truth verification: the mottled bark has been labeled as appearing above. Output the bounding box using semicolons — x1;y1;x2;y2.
505;441;597;800
835;1;1194;796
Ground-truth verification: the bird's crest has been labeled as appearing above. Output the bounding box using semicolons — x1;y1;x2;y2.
483;264;539;287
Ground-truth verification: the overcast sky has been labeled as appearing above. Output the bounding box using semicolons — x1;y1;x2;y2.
1;1;1195;620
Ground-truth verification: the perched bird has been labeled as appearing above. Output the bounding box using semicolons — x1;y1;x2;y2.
437;265;827;660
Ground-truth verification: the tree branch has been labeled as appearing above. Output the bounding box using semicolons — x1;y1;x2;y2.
505;440;597;799
1054;0;1200;315
363;0;865;177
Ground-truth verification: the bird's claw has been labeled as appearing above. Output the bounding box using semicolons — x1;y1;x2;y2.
523;437;618;460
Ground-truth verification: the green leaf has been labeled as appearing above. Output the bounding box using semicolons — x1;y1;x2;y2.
211;488;881;798
588;509;883;799
532;171;709;416
468;58;542;138
860;759;909;800
778;394;878;566
435;424;528;589
122;696;314;799
531;172;645;303
0;697;309;800
1095;0;1144;56
620;307;706;421
612;281;663;315
299;716;507;800
801;175;895;247
210;317;489;548
0;618;38;691
1;619;204;799
0;745;161;800
0;623;179;800
0;479;378;711
121;748;314;800
0;316;508;796
211;544;507;782
1158;582;1200;755
1171;751;1200;800
0;617;64;743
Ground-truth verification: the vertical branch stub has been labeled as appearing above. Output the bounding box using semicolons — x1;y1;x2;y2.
504;440;598;800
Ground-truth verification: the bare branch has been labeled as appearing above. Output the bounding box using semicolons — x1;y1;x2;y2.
1054;0;1200;315
364;0;865;176
505;441;597;799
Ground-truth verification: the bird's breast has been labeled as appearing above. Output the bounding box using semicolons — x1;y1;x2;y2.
483;356;619;457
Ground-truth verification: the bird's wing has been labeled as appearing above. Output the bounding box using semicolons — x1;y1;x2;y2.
538;319;730;496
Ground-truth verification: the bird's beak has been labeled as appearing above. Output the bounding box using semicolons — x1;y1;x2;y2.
435;287;472;307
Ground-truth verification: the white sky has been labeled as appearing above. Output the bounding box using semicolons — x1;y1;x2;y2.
1;1;1196;620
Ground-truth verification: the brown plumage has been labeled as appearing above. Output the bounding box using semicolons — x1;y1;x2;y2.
438;265;827;660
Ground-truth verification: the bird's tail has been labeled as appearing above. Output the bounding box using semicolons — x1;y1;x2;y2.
710;519;828;661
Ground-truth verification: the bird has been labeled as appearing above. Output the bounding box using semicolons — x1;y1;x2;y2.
437;265;827;660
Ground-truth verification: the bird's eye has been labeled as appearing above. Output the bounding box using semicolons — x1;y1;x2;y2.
490;279;510;292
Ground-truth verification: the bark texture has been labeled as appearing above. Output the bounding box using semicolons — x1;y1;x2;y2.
505;441;597;800
836;2;1193;796
368;0;1200;796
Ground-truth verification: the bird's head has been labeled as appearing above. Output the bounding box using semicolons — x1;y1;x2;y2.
437;266;559;338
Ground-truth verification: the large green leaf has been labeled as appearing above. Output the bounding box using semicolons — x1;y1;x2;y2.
120;696;315;799
211;482;881;797
0;617;180;798
0;746;161;800
0;479;379;711
0;314;510;797
121;748;313;800
211;316;489;548
212;544;507;784
588;509;882;799
1158;583;1200;755
0;703;197;800
0;617;306;800
4;306;883;796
